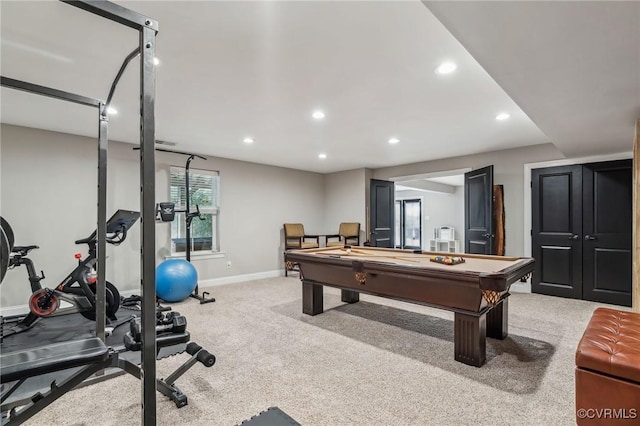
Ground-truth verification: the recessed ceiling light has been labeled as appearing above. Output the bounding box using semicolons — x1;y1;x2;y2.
153;57;160;66
388;138;400;144
107;106;118;115
243;137;254;144
434;62;457;75
318;153;327;159
312;110;326;120
496;112;510;121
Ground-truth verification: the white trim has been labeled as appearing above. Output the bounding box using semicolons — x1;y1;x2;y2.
0;304;30;317
521;151;633;294
510;281;531;293
199;270;284;288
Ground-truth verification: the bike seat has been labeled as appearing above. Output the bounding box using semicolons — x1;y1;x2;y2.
12;245;39;254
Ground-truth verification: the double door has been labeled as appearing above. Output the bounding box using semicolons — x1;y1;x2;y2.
531;160;632;306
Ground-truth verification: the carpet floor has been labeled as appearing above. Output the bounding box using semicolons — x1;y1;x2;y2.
22;276;618;425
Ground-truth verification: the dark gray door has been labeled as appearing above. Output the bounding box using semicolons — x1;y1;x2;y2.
582;160;632;306
464;166;494;254
531;165;583;299
531;160;632;306
369;179;395;248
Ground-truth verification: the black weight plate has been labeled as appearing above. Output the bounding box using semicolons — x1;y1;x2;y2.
0;216;13;284
1;231;9;284
0;217;15;251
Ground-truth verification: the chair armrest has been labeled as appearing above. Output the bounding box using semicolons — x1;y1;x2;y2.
285;236;303;249
303;235;320;244
344;235;360;246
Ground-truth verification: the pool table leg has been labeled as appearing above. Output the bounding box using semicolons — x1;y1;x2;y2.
302;280;324;315
341;289;359;304
454;312;486;367
486;298;508;340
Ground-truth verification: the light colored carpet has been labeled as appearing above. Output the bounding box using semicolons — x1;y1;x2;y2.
24;277;616;425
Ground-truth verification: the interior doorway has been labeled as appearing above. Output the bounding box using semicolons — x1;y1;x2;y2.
395;198;422;249
392;168;470;253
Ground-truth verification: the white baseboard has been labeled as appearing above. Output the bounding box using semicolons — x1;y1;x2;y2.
510;281;532;293
0;272;287;316
0;304;30;317
198;270;284;288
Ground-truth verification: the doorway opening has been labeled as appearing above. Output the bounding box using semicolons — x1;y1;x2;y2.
395;198;422;249
391;168;469;252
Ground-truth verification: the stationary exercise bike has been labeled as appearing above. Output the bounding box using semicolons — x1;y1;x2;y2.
0;210;140;338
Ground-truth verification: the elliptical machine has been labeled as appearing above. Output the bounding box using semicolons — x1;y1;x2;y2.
0;210;140;338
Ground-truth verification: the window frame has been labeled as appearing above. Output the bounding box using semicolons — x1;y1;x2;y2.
168;166;220;256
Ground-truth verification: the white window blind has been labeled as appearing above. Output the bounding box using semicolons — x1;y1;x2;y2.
169;167;220;253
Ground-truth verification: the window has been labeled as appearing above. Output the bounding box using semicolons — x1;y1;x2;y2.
169;166;220;254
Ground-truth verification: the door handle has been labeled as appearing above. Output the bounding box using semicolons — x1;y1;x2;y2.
584;235;597;241
568;234;580;240
482;233;494;239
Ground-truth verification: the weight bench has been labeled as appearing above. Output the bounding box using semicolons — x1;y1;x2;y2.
119;330;216;408
575;308;640;425
1;338;113;425
1;332;215;424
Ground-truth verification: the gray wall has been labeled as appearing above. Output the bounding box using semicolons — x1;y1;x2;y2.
0;124;566;308
374;143;565;256
323;168;367;242
0;124;324;307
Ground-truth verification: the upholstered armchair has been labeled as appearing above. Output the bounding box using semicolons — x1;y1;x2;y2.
326;222;360;247
284;223;320;276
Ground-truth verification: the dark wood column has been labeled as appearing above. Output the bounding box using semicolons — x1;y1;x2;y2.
454;312;486;367
486;297;509;339
341;289;360;304
302;280;324;315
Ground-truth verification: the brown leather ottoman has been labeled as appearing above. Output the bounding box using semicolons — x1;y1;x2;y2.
575;308;640;425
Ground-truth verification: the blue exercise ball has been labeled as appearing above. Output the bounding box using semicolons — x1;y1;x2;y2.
156;259;198;302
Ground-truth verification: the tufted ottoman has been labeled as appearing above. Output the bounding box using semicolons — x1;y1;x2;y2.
575;308;640;425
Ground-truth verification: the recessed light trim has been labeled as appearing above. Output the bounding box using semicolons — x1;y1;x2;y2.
388;138;400;144
434;62;457;75
312;110;326;120
318;153;327;159
496;112;510;121
243;137;254;144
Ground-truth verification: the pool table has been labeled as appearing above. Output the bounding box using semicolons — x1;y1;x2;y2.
284;246;534;367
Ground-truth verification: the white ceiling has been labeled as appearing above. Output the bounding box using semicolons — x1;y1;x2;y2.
424;0;640;159
1;1;637;174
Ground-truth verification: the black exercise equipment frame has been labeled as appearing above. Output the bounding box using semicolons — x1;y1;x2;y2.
1;334;216;424
1;1;159;424
138;146;216;304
